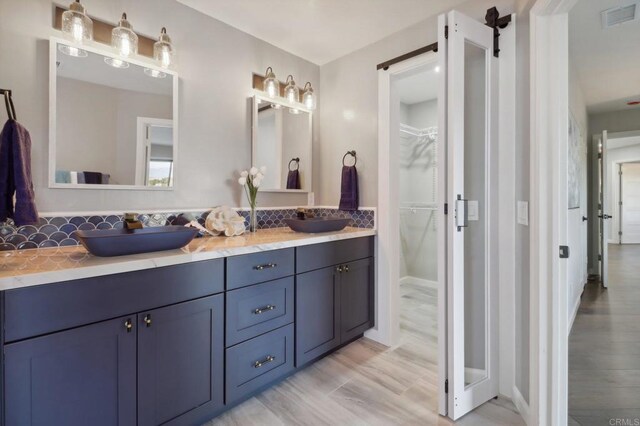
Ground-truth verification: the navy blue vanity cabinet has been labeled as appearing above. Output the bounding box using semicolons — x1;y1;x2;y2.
295;237;375;367
340;257;375;342
295;265;342;367
137;295;224;426
4;316;137;426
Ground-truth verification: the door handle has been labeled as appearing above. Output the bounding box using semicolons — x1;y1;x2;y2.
598;214;612;220
254;355;275;368
582;216;588;222
455;195;468;231
253;304;276;314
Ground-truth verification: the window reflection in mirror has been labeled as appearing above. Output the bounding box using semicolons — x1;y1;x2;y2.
252;96;312;192
52;41;176;188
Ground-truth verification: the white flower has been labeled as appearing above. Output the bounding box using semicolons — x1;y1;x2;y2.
240;170;248;178
253;177;262;187
238;177;247;186
260;166;267;174
256;172;264;180
250;167;258;176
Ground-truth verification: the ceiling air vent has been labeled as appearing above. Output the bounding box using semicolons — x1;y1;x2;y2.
601;2;638;28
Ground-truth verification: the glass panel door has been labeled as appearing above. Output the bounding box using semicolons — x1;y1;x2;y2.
446;10;499;420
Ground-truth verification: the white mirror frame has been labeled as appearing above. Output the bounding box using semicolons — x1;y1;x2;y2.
251;92;313;193
48;36;179;190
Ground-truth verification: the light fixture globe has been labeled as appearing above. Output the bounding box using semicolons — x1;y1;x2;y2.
112;13;138;58
302;82;316;110
154;27;174;69
61;0;93;44
283;75;299;103
263;67;280;98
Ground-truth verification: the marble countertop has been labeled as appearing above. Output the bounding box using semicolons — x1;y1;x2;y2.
0;227;376;291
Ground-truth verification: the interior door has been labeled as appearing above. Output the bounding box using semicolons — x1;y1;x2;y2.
600;131;610;287
621;163;640;243
446;10;499;419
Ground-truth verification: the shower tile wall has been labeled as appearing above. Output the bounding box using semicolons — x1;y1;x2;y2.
399;99;438;282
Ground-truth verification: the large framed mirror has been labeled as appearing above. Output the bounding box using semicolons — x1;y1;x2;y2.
252;94;312;192
49;37;178;189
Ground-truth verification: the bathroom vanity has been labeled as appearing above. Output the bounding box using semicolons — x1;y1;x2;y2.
0;230;375;425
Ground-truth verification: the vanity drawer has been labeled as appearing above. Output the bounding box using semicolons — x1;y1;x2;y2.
226;248;294;290
296;237;374;273
225;324;294;404
4;259;224;343
226;277;294;347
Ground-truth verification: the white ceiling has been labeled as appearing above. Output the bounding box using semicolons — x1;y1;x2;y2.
395;65;440;105
569;0;640;114
176;0;468;65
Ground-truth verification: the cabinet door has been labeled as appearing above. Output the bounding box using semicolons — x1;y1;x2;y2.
137;295;224;426
341;257;374;343
295;266;341;367
4;316;136;426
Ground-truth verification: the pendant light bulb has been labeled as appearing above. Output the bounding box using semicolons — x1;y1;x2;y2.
154;27;174;69
61;0;93;44
112;13;138;58
284;75;299;104
263;67;280;99
302;82;316;110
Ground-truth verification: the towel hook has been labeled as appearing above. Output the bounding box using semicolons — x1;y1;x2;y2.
1;89;16;121
342;150;357;166
288;157;300;171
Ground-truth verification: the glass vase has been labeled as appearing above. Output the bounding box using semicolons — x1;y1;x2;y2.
249;207;258;233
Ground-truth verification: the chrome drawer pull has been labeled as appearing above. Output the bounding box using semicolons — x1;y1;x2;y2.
254;355;275;368
254;263;277;271
254;304;276;314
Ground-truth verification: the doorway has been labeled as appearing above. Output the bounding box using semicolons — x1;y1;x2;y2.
377;8;517;422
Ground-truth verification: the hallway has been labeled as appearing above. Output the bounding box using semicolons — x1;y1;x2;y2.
569;244;640;425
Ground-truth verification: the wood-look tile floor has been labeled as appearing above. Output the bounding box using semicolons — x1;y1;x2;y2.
569;244;640;426
208;279;524;425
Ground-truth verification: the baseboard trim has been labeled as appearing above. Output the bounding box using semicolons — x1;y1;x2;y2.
568;284;585;333
512;384;530;425
399;276;437;288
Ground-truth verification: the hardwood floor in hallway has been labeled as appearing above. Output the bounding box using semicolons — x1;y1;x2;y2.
569;244;640;426
208;279;524;425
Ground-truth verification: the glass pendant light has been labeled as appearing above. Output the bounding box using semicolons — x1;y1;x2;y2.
302;82;316;110
283;75;299;104
112;13;138;57
154;28;174;69
263;67;280;98
144;68;167;79
59;0;93;57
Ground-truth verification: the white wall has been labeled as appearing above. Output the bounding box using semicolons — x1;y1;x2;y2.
567;60;589;330
0;0;319;212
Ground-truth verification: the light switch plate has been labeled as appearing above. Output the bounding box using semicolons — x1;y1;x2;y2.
517;201;529;226
467;200;479;221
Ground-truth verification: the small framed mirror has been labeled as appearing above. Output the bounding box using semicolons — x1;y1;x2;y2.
252;94;312;192
49;37;178;189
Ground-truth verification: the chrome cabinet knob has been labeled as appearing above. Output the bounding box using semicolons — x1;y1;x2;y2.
124;319;133;332
254;355;275;368
144;314;152;327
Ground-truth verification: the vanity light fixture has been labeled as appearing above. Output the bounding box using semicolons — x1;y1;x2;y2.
105;13;138;68
263;67;280;98
154;27;174;69
302;82;316;110
59;0;93;57
283;75;299;103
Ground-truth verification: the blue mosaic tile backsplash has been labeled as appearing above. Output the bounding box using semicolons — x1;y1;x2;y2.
0;208;375;251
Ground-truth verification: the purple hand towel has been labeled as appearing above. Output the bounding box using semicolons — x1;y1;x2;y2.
286;170;300;190
339;165;359;211
0;119;38;226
